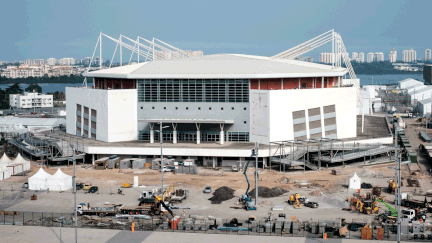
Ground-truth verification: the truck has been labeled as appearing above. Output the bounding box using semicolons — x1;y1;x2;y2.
76;204;120;216
169;189;189;203
401;196;427;208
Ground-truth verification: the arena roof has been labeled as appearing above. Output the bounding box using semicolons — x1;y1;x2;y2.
84;54;347;79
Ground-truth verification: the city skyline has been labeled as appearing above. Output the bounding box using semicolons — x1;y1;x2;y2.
1;0;431;62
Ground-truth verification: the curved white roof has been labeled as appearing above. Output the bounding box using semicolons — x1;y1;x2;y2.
84;54;347;79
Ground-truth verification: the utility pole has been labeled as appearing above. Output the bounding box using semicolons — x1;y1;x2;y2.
255;142;258;206
73;145;77;243
160;122;163;194
395;129;401;243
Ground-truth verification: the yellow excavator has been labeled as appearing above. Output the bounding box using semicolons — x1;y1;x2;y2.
162;184;175;201
356;199;379;214
288;193;301;208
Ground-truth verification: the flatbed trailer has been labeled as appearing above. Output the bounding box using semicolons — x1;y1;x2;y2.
170;189;189;203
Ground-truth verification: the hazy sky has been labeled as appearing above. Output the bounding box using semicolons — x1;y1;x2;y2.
0;0;430;62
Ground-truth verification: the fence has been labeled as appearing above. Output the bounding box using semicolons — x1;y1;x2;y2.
0;211;429;241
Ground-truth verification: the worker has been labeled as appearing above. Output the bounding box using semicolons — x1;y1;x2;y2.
182;209;185;217
358;189;361;194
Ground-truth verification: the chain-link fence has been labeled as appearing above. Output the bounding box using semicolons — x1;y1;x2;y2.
0;211;430;241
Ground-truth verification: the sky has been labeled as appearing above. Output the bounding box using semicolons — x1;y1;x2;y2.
0;0;430;62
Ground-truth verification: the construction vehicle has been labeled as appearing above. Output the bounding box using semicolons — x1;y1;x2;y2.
76;204;120;216
137;194;174;216
83;184;92;190
388;179;403;194
169;189;189;203
355;199;379;214
401;195;427;208
288;193;301;205
122;183;131;188
239;149;257;211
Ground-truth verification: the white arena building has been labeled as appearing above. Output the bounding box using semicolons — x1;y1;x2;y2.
63;31;392;168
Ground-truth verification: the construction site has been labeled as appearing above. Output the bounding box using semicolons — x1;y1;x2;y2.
1;31;432;242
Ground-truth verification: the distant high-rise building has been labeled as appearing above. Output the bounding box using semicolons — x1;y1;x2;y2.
352;52;358;60
47;58;57;65
33;59;45;65
23;59;32;65
319;52;334;64
375;52;384;62
425;49;431;62
59;58;76;65
367;53;374;63
402;49;417;62
358;52;365;63
389;49;397;63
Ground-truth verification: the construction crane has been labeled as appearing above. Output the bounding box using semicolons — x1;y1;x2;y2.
240;149;257;211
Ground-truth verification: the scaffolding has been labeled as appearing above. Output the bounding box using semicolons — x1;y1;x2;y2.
270;138;395;172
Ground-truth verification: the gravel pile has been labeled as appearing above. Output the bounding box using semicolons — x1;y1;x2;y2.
208;186;235;204
249;186;288;198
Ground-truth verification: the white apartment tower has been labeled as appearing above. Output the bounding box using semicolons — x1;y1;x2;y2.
352;52;358;60
425;49;431;61
402;49;417;62
389;49;397;63
367;52;374;63
47;58;58;65
319;52;334;64
358;52;365;63
375;52;384;62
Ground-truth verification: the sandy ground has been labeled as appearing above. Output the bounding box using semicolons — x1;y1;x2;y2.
1;159;429;222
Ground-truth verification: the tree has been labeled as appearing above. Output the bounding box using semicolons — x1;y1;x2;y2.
5;83;23;95
0;89;9;109
25;83;42;93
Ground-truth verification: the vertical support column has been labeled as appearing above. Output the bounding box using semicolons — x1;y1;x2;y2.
212;157;217;168
298;78;300;89
137;38;140;63
321;77;324;89
149;123;154;144
120;35;122;66
172;123;177;144
92;154;95;166
99;32;102;69
219;124;224;145
338;76;341;87
121;80;123;89
196;123;201;145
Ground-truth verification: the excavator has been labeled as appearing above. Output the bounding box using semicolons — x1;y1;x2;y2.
288;193;302;208
239;149;257;211
355;199;379;214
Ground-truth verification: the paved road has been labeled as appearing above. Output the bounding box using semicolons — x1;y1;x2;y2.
0;225;411;243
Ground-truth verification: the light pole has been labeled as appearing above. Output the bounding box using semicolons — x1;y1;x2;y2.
157;123;169;194
57;216;65;243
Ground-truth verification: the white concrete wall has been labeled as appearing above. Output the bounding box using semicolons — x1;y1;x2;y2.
66;87;137;142
250;87;357;144
419;102;432;117
410;90;432;104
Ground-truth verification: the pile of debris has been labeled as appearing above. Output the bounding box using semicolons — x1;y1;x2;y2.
276;176;290;183
208;186;235;204
309;190;324;196
249;187;288;198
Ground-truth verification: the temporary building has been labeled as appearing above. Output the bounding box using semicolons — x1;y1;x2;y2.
348;173;361;189
119;159;132;169
7;163;23;175
47;169;72;191
28;168;52;190
0;153;14;176
12;154;31;172
0;165;12;181
132;158;146;169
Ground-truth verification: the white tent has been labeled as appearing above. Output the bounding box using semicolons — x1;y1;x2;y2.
12;154;31;172
47;169;72;191
0;165;12;181
28;168;51;190
0;153;13;176
348;172;361;189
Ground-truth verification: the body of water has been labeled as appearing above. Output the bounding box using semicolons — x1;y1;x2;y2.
0;74;424;93
357;73;424;86
0;82;93;93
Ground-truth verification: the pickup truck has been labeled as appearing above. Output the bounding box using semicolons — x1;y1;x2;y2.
305;201;319;208
170;189;189;203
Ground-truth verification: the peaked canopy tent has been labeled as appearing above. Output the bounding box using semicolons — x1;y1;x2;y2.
0;153;14;176
47;169;72;191
28;168;52;190
348;172;361;189
12;153;31;172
